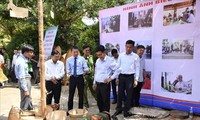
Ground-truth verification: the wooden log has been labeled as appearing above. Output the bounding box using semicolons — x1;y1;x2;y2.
37;0;46;117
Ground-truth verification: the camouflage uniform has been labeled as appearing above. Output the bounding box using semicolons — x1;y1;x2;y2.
83;55;96;106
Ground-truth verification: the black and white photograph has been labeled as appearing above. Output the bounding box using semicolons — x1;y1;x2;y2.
162;39;194;59
105;43;120;56
101;15;120;33
163;0;196;26
161;72;192;94
128;8;153;30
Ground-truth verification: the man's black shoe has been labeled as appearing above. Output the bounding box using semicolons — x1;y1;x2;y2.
112;99;117;104
113;110;122;116
135;104;140;107
123;111;133;117
111;115;118;120
66;111;69;116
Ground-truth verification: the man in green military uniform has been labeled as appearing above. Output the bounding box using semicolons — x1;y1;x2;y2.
83;45;96;108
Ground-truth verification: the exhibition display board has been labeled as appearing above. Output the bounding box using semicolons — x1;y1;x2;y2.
99;0;200;114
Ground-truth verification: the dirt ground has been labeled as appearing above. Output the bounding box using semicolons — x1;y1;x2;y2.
0;83;200;120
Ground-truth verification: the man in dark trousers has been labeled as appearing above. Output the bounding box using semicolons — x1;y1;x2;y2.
93;45;121;112
133;45;146;107
113;40;140;117
45;50;65;109
66;46;89;114
31;54;40;84
82;45;96;108
111;48;119;104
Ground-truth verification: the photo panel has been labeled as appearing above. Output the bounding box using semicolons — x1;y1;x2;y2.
161;72;192;95
163;0;196;26
101;15;120;33
142;71;151;90
104;43;121;56
128;8;153;30
162;38;194;59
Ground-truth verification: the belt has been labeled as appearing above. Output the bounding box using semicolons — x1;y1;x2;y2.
120;73;134;76
72;74;83;78
96;81;106;85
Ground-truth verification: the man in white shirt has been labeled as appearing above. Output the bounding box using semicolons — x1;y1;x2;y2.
111;48;119;104
133;45;146;107
66;46;89;114
113;40;140;118
11;50;18;83
11;50;18;70
45;50;65;110
0;54;4;65
93;45;121;112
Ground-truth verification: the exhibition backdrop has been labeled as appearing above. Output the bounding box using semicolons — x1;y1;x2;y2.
99;0;200;114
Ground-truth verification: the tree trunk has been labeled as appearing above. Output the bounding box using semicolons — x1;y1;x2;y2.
37;0;46;117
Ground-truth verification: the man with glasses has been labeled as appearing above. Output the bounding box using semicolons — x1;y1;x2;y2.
45;50;65;110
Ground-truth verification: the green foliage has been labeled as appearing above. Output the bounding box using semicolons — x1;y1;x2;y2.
6;26;39;56
0;0;136;56
77;23;99;55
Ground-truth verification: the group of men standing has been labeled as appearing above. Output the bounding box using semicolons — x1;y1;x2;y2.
92;40;146;118
15;39;146;118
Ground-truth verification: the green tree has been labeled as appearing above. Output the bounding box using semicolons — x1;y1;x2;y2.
77;23;99;55
1;0;136;56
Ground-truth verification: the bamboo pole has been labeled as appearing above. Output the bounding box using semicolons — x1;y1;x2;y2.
37;0;46;117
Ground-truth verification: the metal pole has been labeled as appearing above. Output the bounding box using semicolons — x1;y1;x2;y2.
37;0;46;117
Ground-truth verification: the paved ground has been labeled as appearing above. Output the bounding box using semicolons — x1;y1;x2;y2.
0;83;200;120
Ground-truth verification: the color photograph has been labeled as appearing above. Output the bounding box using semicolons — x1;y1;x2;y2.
101;15;120;33
128;8;153;30
162;39;194;59
163;0;196;26
142;71;151;90
161;72;192;94
135;40;152;59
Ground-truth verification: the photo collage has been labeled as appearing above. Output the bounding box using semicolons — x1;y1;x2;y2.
160;0;196;94
100;0;197;92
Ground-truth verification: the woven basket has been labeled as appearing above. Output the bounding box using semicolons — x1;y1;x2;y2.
8;106;20;120
34;105;53;117
45;110;66;120
69;109;88;119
